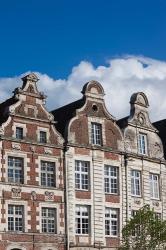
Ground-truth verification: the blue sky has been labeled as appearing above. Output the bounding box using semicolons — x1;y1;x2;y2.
0;0;166;78
1;0;166;121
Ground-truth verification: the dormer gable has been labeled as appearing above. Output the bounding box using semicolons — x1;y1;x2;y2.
0;73;63;146
128;92;155;131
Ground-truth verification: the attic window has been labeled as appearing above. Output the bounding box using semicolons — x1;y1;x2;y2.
92;104;98;112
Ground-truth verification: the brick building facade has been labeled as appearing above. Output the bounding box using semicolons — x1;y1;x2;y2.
0;73;166;250
0;74;65;250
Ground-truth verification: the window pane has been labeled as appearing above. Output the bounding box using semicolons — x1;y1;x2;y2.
41;208;56;233
41;161;55;187
150;174;159;199
39;131;47;143
75;205;90;235
8;205;24;232
105;208;119;236
8;157;24;184
16;127;23;139
75;161;90;190
138;133;147;155
91;123;102;145
104;165;118;194
131;170;141;196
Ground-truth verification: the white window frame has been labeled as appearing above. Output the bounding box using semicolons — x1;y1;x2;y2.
41;161;56;187
12;122;27;139
75;160;90;190
75;205;90;235
105;208;119;237
150;173;160;199
41;207;57;234
104;165;119;194
91;122;102;145
8;156;24;184
131;170;141;197
138;133;147;155
8;204;24;232
37;127;50;144
16;126;24;140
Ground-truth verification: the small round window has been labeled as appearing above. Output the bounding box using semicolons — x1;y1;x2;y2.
92;104;98;112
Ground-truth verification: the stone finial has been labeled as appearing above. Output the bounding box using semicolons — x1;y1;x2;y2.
21;73;39;84
130;92;149;108
81;80;105;99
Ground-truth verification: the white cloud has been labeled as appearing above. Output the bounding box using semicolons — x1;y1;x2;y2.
0;55;166;122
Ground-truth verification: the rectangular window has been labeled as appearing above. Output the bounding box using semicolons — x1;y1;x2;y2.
138;133;147;155
105;208;119;236
39;131;47;143
41;161;55;187
75;160;89;190
8;205;24;232
8;157;24;184
150;174;159;199
16;127;23;139
91;122;102;145
131;170;141;196
42;207;56;233
104;165;118;194
75;205;90;235
131;210;140;236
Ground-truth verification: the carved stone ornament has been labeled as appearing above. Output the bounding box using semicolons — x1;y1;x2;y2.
152;201;160;207
12;143;21;150
0;127;4;135
31;191;37;201
30;145;36;152
12;188;21;198
134;199;141;205
45;191;54;201
152;142;162;158
9;106;15;115
44;148;52;155
137;112;146;125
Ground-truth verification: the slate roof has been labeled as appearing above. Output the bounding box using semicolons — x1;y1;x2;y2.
153;119;166;158
51;97;85;138
0;96;17;126
117;116;129;130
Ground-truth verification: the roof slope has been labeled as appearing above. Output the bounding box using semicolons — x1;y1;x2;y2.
51;97;85;137
153;119;166;158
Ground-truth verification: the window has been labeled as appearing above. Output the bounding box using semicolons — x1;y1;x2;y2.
41;207;56;233
75;161;89;190
8;157;24;184
131;210;140;236
16;127;23;139
75;205;90;235
105;208;119;236
8;205;24;232
104;165;118;194
150;174;159;199
131;170;141;196
41;161;55;187
39;131;47;143
91;122;102;145
138;133;147;155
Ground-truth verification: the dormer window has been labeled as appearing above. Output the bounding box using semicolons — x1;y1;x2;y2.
91;122;102;145
39;131;47;143
138;133;147;155
16;127;23;140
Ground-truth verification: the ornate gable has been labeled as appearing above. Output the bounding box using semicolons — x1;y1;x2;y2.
128;92;155;130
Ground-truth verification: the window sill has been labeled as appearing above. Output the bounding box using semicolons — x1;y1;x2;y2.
105;235;119;238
